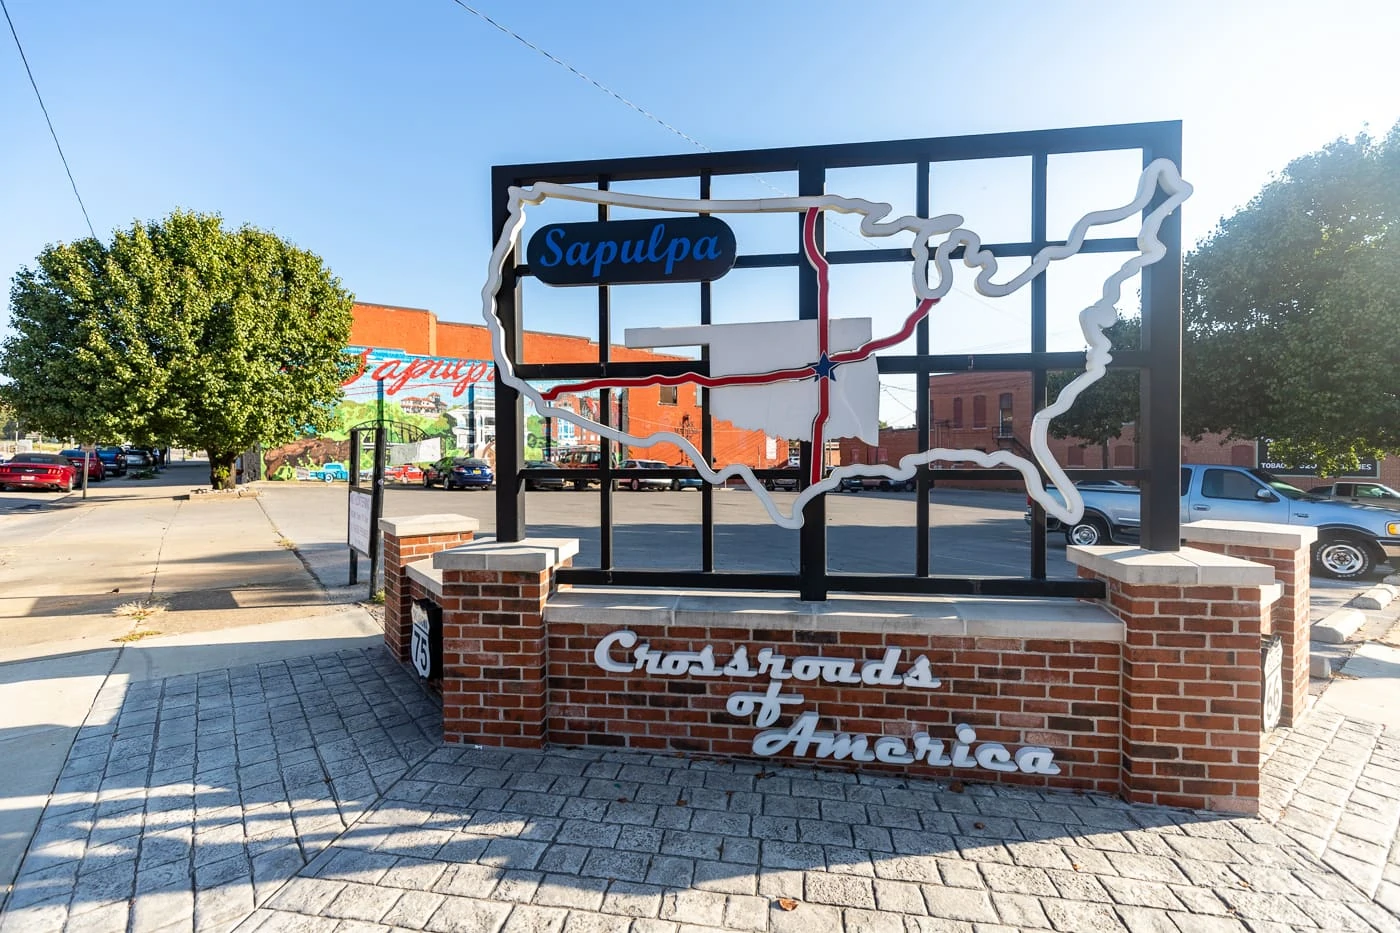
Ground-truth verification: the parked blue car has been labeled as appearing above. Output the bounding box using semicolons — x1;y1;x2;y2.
424;457;493;490
95;445;127;476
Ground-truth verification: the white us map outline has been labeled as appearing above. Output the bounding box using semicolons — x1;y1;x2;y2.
479;159;1192;530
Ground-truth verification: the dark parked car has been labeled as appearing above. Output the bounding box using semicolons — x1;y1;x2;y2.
423;457;494;490
95;446;127;476
523;460;566;491
122;446;154;469
0;453;76;492
59;449;105;483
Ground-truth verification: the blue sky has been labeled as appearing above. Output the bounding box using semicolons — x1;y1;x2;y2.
4;0;1399;424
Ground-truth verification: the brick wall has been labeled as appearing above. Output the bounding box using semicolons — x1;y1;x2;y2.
1182;522;1315;729
379;514;479;663
547;622;1122;794
1070;543;1282;814
347;301;782;470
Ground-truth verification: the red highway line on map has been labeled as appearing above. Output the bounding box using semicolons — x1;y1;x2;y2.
803;208;830;486
538;365;817;402
532;207;940;483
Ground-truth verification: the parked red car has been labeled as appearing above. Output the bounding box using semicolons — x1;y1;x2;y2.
59;449;106;483
0;453;77;492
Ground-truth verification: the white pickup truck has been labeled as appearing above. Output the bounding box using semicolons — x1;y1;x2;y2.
1028;465;1400;580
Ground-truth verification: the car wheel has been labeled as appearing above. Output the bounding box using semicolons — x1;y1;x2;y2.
764;480;775;491
1312;537;1377;580
671;479;681;491
573;480;588;491
1065;516;1111;547
629;478;641;491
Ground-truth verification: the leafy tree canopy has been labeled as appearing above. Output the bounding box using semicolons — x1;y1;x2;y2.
1048;315;1140;464
1;210;355;487
1182;122;1400;475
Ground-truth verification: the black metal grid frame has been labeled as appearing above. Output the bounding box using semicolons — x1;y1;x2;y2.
490;121;1183;601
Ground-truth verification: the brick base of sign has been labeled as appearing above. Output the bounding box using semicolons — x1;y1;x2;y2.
1181;521;1315;729
547;617;1123;794
378;524;1312;816
379;514;479;664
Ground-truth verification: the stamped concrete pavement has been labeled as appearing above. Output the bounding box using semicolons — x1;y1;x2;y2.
2;641;1399;933
5;472;1400;931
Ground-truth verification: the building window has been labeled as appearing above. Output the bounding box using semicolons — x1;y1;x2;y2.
972;396;987;428
952;398;963;428
997;393;1013;437
659;385;678;406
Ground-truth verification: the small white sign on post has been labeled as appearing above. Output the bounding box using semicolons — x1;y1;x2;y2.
347;489;373;556
389;437;442;467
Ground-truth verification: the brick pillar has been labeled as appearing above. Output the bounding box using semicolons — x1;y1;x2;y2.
1182;522;1315;728
379;514;479;662
434;537;578;748
1070;545;1278;815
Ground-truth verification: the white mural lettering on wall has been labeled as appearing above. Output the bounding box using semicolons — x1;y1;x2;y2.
591;630;1059;775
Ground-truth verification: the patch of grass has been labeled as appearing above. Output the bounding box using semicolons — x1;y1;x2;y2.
112;629;162;643
130;468;158;480
278;537;297;550
114;599;168;622
370;590;386;605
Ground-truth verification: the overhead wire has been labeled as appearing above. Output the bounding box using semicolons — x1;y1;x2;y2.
443;0;1034;325
1;0;96;240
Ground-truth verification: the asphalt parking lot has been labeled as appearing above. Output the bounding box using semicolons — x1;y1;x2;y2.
253;479;1394;594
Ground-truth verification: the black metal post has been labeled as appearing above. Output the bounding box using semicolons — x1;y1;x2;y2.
348;429;360;586
915;162;931;577
369;427;386;599
492;168;526;541
797;161;827;601
1139;127;1184;552
1030;152;1050;577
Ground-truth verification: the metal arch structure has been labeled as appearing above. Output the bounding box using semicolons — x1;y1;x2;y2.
486;121;1185;601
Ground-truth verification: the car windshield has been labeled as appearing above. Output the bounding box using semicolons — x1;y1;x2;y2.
456;459;490;468
1249;469;1318;501
10;453;68;465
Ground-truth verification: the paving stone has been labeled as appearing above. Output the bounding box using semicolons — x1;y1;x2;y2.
987;891;1050;929
423;895;512;933
840;906;905;933
919;886;997;923
533;875;609;911
500;904;568;933
598;881;664;918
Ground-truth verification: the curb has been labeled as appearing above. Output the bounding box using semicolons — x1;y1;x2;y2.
1352;583;1399;611
1312;607;1367;645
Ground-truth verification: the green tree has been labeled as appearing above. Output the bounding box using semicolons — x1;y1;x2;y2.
1181;122;1400;475
1048;315;1141;466
2;210;354;488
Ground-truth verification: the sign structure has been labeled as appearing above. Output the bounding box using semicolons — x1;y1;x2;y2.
347;489;372;556
593;629;1061;773
1257;439;1379;478
527;216;737;287
410;599;442;680
1261;635;1283;733
485;162;1192;530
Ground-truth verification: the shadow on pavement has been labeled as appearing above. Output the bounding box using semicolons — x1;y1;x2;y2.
4;646;1392;933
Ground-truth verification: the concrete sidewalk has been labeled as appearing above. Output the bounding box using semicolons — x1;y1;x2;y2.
0;465;382;906
3;469;1400;931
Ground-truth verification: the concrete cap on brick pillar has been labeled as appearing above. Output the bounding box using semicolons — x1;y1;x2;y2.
434;536;579;572
1181;520;1316;550
378;513;481;537
1068;544;1276;585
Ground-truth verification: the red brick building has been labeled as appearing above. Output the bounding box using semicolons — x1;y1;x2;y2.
348;302;782;470
839;372;1400;491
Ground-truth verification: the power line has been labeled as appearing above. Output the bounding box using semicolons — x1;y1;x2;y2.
445;1;1063;334
1;0;96;240
446;0;710;153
